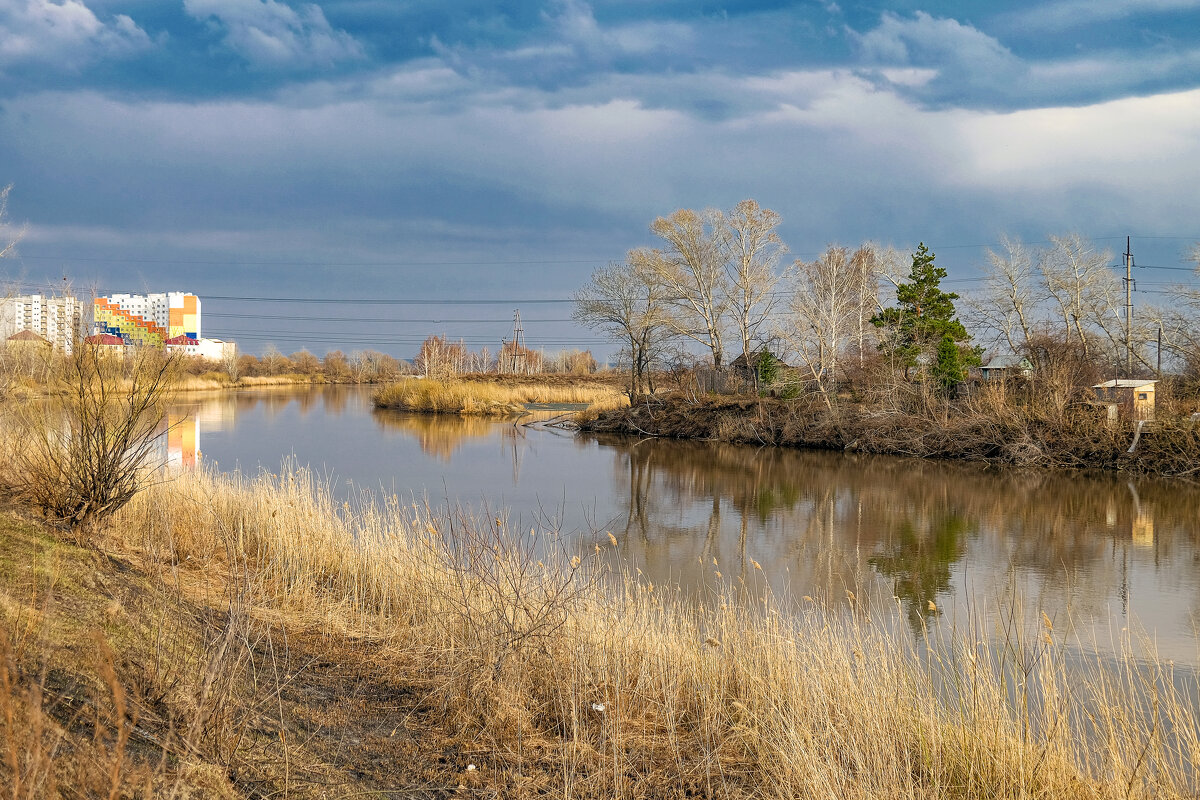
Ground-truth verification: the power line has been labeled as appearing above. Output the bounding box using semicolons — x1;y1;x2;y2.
206;313;575;323
14;255;611;267
1135;263;1198;272
205;295;578;304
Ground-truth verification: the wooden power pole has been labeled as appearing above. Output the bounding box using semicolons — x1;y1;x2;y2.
1124;236;1134;376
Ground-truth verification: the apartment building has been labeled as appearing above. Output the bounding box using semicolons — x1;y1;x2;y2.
94;292;201;346
0;294;81;353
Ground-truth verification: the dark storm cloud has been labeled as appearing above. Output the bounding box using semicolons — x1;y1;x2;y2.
2;0;1200;354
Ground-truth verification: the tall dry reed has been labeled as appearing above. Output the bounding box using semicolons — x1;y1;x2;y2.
373;378;626;415
110;465;1200;799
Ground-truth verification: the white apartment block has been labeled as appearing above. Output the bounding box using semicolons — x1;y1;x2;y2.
0;294;81;353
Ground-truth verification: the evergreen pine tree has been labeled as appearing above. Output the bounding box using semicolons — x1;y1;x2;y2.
871;243;979;381
932;333;965;394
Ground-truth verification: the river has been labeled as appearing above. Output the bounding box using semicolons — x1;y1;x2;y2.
167;384;1200;663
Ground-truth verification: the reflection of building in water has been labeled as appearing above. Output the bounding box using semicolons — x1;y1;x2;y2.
192;396;236;430
157;411;199;468
1132;511;1155;547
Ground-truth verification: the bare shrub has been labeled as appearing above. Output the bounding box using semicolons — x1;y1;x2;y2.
2;345;181;531
1021;334;1106;423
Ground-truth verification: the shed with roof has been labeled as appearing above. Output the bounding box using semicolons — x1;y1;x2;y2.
980;354;1033;381
1093;379;1157;421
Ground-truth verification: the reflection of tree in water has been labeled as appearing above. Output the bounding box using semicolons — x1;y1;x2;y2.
587;431;1200;635
321;386;349;415
869;513;973;629
372;410;494;461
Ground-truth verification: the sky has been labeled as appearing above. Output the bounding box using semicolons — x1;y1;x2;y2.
1;0;1199;358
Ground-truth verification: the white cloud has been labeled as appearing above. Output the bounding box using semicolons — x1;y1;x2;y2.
184;0;364;69
850;12;1023;101
1004;0;1200;31
0;0;152;70
546;0;694;57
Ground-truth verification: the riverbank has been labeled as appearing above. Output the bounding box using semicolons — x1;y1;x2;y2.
578;395;1200;476
2;464;1197;797
372;375;627;415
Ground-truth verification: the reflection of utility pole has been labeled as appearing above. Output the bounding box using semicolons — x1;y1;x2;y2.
506;425;524;484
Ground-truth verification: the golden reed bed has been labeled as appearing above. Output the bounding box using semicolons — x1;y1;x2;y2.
90;463;1200;799
373;377;626;415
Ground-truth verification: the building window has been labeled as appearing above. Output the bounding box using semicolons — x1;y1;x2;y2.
1138;393;1148;400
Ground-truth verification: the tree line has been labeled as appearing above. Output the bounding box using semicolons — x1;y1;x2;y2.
574;200;1200;403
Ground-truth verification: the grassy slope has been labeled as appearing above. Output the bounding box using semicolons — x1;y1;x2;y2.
0;511;504;798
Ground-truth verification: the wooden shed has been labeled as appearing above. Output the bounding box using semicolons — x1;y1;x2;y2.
1093;379;1157;421
980;355;1033;381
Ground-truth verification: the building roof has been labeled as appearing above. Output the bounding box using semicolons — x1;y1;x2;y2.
982;355;1033;370
7;329;49;343
1093;379;1158;389
163;335;199;345
85;334;124;345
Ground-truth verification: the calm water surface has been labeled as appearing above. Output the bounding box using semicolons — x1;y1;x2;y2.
169;385;1200;662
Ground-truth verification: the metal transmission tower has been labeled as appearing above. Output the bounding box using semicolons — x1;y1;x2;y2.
506;308;527;373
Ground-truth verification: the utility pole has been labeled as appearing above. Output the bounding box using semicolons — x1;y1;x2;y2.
1124;236;1134;376
510;309;526;374
1157;323;1163;379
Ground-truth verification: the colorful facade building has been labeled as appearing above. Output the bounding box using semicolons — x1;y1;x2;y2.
94;292;201;347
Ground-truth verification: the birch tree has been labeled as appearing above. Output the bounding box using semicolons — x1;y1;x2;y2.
1039;234;1119;359
966;235;1044;357
786;246;859;398
573;255;673;400
849;244;884;366
720;200;787;368
644;209;729;368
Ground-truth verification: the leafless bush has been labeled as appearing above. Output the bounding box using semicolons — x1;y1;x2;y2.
434;508;599;734
2;345;181;531
1021;334;1106;423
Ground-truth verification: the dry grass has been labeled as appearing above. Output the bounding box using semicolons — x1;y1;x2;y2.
373;377;625;415
96;464;1200;799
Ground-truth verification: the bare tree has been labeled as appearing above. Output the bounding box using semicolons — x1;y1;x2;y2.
966;235;1044;357
849;244;884;366
1158;246;1200;374
415;335;467;379
573;257;673;400
783;245;863;405
222;344;240;381
719;200;787;369
644;209;730;368
0;184;25;261
1039;234;1118;359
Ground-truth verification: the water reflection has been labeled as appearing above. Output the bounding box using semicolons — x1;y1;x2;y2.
171;387;1200;661
372;410;504;462
590;433;1199;656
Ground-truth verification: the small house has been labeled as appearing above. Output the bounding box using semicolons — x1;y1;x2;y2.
6;329;52;352
980;355;1033;381
1093;379;1157;421
164;334;200;355
84;333;127;357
